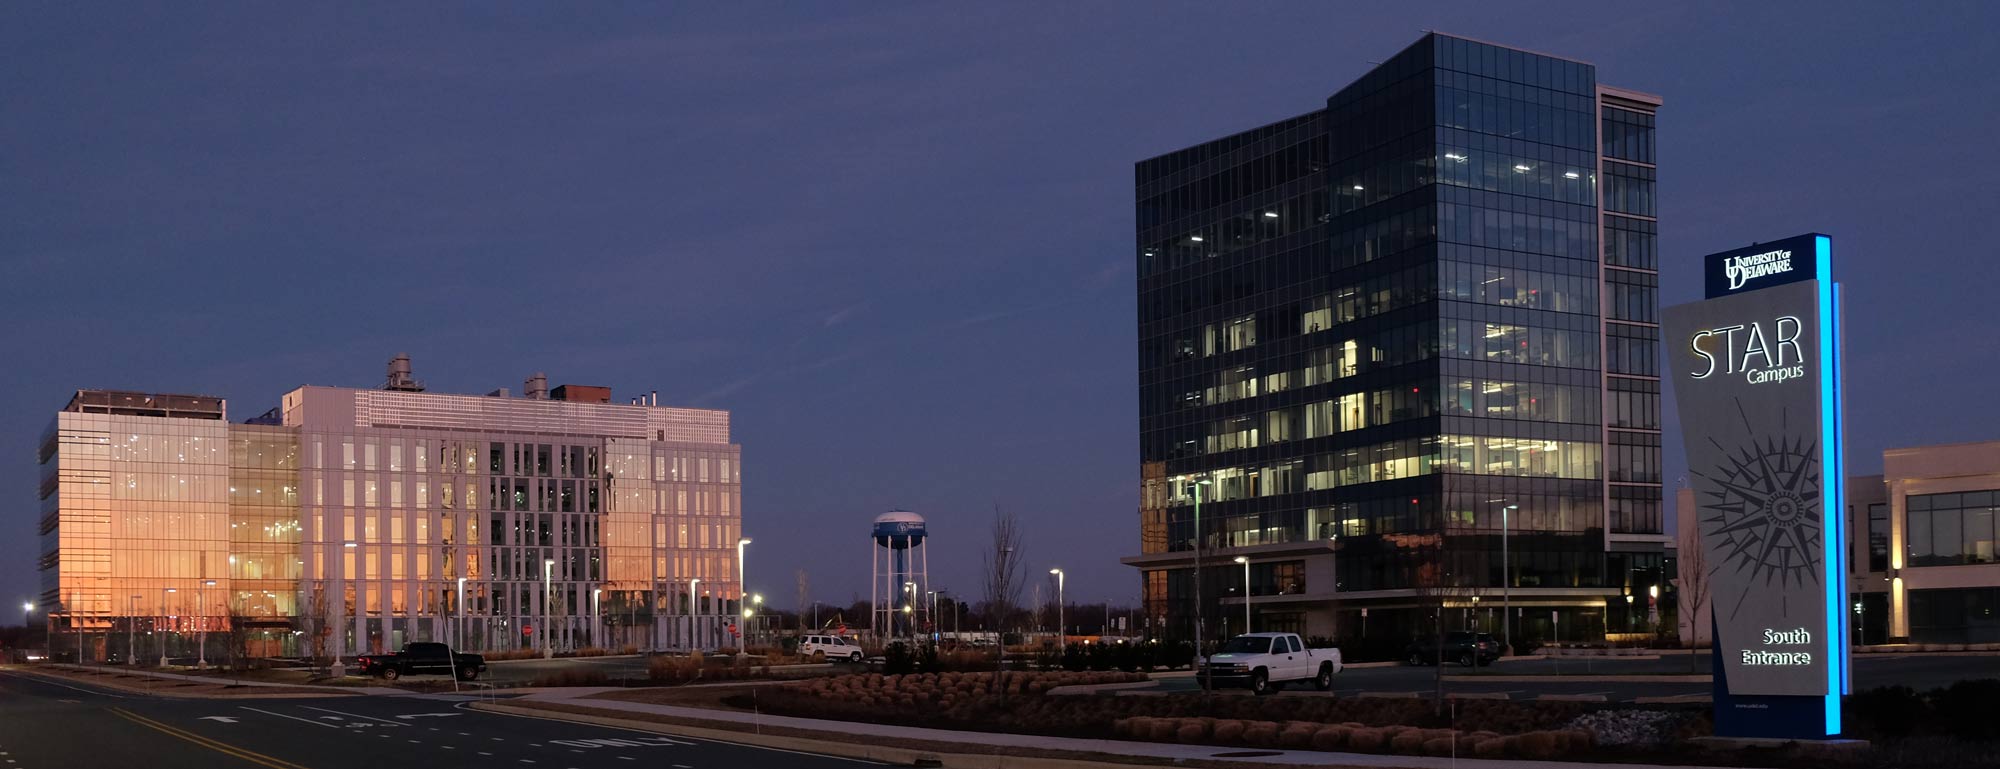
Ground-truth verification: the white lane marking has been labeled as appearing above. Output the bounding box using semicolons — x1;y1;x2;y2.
198;716;239;724
301;705;407;726
455;700;887;764
617;759;634;763
441;746;455;750
673;765;691;768
519;761;535;765
479;752;493;756
239;707;341;729
59;699;80;704
395;713;461;720
458;732;471;736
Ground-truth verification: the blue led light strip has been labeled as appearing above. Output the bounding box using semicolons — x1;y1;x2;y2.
1816;235;1844;735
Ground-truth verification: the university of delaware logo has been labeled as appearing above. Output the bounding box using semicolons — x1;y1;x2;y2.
1723;248;1794;290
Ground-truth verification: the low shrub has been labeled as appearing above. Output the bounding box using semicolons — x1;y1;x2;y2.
1243;722;1279;747
1514;731;1560;760
1347;728;1385;751
1932;679;2000;741
530;668;608;687
1389;731;1425;753
1309;725;1348;750
1175;720;1208;743
1211;720;1245;744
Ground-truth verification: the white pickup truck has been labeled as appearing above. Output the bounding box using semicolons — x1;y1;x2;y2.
1199;632;1342;695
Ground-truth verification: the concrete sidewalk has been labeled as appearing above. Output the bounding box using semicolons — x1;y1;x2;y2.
493;688;1721;769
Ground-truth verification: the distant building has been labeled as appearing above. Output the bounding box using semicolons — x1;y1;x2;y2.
1851;440;2000;645
1677;439;2000;646
1123;33;1665;647
37;356;743;661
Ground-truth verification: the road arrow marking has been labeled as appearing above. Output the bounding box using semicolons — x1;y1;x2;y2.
199;716;239;724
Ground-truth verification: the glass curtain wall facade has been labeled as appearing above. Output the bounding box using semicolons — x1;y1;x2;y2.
1130;34;1661;647
37;382;742;663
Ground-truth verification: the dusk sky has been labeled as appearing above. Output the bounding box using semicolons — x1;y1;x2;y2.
5;2;1997;611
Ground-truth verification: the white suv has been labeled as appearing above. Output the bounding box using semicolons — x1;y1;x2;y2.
800;634;864;662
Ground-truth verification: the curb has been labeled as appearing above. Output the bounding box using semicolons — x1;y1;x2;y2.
10;667;359;699
470;701;1155;769
1535;694;1608;702
1047;681;1158;696
1634;695;1711;704
1444;675;1708;684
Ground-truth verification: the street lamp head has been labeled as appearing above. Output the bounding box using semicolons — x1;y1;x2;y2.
752;594;763;605
1049;568;1063;575
1649;585;1659;599
22;602;32;612
1232;556;1248;564
1196;479;1212;486
738;537;752;546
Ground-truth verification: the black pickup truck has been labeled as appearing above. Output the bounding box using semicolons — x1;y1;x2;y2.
355;642;486;681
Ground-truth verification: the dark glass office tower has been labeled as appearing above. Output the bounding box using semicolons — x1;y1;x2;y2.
1123;34;1665;649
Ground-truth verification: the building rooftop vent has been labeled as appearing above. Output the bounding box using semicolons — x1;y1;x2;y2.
525;372;550;400
384;353;426;392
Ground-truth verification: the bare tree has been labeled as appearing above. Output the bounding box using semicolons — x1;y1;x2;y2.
1675;527;1712;673
981;507;1027;640
301;584;330;675
1413;553;1476;715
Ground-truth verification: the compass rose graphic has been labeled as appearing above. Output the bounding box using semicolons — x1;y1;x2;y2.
1694;427;1822;619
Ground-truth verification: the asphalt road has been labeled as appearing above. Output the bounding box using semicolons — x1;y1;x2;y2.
0;667;879;769
1152;653;2000;702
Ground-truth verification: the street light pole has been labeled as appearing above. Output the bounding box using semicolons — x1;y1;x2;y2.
736;537;752;654
1503;504;1517;655
1179;477;1212;686
128;595;140;666
456;577;467;651
160;588;177;667
592;588;602;650
1048;568;1065;655
542;559;555;659
1232;557;1252;634
199;580;215;668
688;579;701;651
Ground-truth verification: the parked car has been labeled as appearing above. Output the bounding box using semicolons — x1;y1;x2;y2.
1405;631;1501;667
800;634;864;662
354;642;486;681
1199;632;1342;695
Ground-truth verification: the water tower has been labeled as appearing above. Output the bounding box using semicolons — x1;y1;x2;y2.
870;511;930;640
